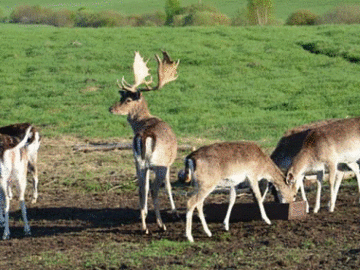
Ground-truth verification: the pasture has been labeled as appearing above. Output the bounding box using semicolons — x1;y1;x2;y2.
0;24;360;268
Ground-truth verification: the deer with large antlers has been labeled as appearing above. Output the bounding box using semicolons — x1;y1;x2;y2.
109;51;179;234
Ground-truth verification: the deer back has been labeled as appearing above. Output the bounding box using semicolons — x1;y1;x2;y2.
187;142;275;180
134;119;177;166
271;118;341;171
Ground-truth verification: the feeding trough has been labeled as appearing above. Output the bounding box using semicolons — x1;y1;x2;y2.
203;201;307;222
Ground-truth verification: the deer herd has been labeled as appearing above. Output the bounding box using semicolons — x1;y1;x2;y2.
1;51;359;242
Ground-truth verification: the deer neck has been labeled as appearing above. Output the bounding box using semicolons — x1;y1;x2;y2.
127;99;155;134
267;161;287;189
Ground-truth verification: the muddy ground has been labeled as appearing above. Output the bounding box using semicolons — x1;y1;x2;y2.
0;137;359;269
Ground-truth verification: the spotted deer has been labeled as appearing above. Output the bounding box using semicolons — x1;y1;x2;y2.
0;125;32;239
109;51;179;234
286;117;360;213
181;141;295;242
0;123;41;204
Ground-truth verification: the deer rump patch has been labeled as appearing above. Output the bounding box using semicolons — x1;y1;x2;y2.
133;131;156;161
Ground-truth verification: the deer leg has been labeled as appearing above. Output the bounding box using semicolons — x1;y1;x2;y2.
344;162;360;203
328;164;338;212
0;188;5;227
29;162;39;204
223;185;236;231
196;200;212;238
298;177;309;213
17;160;31;236
138;167;150;234
1;169;11;240
186;186;214;242
164;167;177;214
7;184;13;201
250;178;271;225
152;167;166;231
314;170;324;213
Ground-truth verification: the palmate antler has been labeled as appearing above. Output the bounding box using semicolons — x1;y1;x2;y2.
118;51;179;93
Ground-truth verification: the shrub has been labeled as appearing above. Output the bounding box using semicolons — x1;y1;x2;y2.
184;11;231;26
286;9;318;26
10;5;54;25
173;4;230;26
75;9;125;27
232;8;251;26
74;9;95;27
53;9;76;27
181;3;219;14
316;5;360;25
127;11;166;27
96;10;126;27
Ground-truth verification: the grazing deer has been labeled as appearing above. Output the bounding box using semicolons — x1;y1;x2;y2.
181;141;295;242
0;126;32;239
109;51;179;234
0;123;41;204
286;117;360;213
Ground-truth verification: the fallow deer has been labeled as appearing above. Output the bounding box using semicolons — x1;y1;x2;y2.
286;117;360;213
0;125;32;239
109;51;179;234
181;141;295;242
0;123;41;204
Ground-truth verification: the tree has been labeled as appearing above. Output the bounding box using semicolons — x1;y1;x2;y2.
247;0;274;25
165;0;181;25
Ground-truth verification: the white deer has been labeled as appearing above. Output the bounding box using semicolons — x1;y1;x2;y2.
182;141;295;242
0;123;41;204
109;51;179;234
0;126;32;239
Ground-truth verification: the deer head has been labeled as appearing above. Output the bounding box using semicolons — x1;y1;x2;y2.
109;51;179;116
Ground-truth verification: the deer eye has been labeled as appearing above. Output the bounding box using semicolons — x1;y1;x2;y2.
125;98;132;104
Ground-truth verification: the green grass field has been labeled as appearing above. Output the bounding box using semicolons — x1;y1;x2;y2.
1;20;360;270
1;0;359;20
1;24;360;147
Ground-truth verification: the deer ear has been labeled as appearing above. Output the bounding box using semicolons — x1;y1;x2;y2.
286;173;295;185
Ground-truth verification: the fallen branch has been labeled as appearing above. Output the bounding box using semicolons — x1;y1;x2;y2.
73;142;195;152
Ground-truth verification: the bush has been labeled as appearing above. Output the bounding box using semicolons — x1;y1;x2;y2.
286;9;318;26
316;5;360;25
53;9;76;27
97;10;126;27
173;4;230;26
185;11;231;26
75;9;125;27
181;3;219;14
232;8;251;26
10;5;54;25
127;11;166;27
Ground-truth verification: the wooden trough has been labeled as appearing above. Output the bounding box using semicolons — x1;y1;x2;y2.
203;201;307;222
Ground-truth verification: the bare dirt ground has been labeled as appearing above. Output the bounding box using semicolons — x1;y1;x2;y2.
0;137;359;269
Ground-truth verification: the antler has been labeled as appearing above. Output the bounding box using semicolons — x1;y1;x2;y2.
117;51;179;93
117;52;153;93
152;51;180;90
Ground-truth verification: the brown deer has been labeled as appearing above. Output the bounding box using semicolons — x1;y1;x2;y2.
109;51;179;234
286;117;360;213
181;141;295;242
